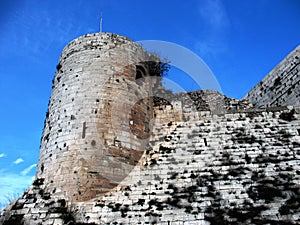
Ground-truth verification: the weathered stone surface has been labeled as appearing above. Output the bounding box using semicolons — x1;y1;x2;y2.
244;45;300;107
34;32;161;203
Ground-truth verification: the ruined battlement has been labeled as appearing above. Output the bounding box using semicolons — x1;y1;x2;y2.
154;89;252;113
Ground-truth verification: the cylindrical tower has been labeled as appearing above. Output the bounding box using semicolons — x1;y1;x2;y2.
36;32;160;202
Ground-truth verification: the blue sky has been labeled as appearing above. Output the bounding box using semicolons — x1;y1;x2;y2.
0;0;299;208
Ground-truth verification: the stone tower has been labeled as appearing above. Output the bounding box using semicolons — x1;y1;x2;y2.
36;32;160;202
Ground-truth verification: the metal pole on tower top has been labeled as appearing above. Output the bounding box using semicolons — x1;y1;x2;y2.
100;12;103;32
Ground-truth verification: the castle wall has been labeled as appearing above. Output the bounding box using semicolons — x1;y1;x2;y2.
36;32;156;202
1;104;299;224
69;105;300;224
1;35;300;225
244;45;300;107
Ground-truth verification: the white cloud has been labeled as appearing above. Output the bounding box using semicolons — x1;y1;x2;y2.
21;164;37;176
0;171;34;210
195;0;230;60
0;153;6;158
195;39;228;59
13;158;24;164
198;0;230;30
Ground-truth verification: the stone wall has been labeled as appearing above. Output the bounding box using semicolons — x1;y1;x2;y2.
244;45;300;107
1;103;299;224
68;105;300;225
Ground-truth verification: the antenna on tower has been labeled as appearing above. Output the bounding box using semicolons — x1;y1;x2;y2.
100;12;103;32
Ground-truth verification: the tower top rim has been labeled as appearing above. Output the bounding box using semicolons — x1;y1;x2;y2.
62;32;135;51
59;32;145;62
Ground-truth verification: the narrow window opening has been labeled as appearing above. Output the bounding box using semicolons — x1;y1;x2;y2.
204;138;207;146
